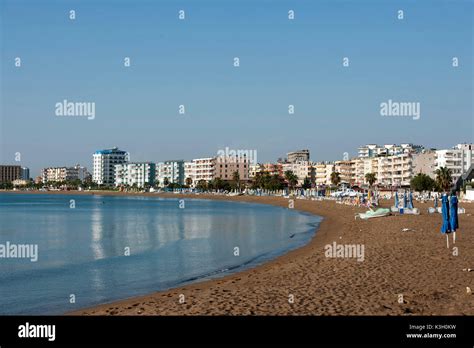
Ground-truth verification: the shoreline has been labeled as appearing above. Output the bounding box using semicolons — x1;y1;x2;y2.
2;190;473;315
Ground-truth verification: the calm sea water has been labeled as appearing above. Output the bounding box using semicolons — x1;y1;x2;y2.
0;193;321;314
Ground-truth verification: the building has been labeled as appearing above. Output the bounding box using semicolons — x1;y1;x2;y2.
156;160;185;186
287;150;310;163
358;143;423;158
41;165;89;183
262;162;284;177
376;153;413;187
282;161;314;186
314;162;334;186
334;160;356;185
214;155;250;182
192;158;215;184
12;179;29;186
115;162;155;188
456;143;474;174
21;167;30;180
184;161;195;186
412;150;437;179
92;147;128;185
249;163;263;180
0;165;21;183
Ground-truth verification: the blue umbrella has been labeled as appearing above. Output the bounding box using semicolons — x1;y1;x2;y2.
450;195;459;233
395;192;399;208
441;195;452;248
403;193;408;208
408;192;414;209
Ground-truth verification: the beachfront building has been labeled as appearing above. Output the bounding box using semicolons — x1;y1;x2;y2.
358;143;423;158
314;162;334;186
334;160;356;186
92;147;128;186
0;165;21;183
287;149;310;163
412;150;437;179
249;163;263;180
156;160;185;186
115;162;155;188
214;155;250;182
282;161;314;186
12;179;29;186
184;161;195;186
21;167;30;180
41;165;88;183
435;148;463;183
354;157;379;186
376;153;413;187
261;162;284;178
192;157;215;185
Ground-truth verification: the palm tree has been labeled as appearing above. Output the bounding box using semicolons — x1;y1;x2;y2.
435;167;453;192
163;177;170;187
284;170;298;190
365;173;377;187
330;171;341;187
185;177;193;187
232;171;240;191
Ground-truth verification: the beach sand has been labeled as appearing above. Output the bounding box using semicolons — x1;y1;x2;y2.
5;190;474;315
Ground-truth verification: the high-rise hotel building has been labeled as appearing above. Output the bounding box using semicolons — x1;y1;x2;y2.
92;147;128;185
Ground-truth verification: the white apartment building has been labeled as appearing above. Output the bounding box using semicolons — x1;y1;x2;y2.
249;163;263;179
435;144;473;183
287;150;310;163
41;164;89;183
358;143;423;158
184;161;195;186
115;162;156;188
376;153;413;187
334;160;356;185
281;161;314;186
314;162;335;186
156;160;185;186
192;157;215;184
93;147;128;185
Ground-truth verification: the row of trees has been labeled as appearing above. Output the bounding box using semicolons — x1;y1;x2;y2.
410;167;454;192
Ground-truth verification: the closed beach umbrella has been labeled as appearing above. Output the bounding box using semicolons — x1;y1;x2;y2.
395;192;399;208
450;195;459;243
434;194;438;209
408;192;414;209
403;192;408;208
441;194;452;248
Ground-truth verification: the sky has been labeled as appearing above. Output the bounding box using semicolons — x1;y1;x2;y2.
1;0;473;177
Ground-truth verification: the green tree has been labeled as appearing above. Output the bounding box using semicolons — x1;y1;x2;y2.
163;177;170;187
302;177;312;189
330;171;341;187
435;167;453;192
232;171;241;191
365;173;377;187
196;180;207;191
284;170;298;190
185;177;193;187
410;173;436;192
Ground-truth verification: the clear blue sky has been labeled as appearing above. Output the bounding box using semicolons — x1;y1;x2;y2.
1;0;473;177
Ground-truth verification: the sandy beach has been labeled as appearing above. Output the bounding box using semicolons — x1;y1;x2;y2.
4;190;474;315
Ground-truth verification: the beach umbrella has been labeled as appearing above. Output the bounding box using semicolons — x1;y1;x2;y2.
434;194;438;209
441;194;452;248
450;195;459;243
395;192;399;208
403;192;408;209
408;191;414;209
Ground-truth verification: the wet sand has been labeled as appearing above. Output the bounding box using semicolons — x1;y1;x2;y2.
4;190;474;315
